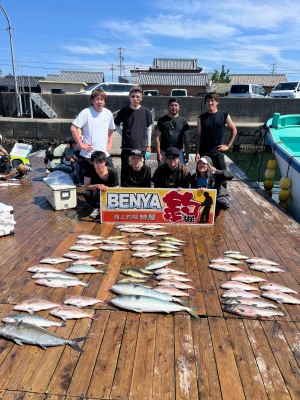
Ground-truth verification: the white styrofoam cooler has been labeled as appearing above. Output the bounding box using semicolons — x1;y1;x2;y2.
43;179;77;210
0;202;16;236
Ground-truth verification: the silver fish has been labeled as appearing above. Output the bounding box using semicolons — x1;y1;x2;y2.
223;304;285;318
210;257;243;265
116;224;143;229
153;286;193;298
156;280;195;290
63;252;92;260
77;234;103;240
221;290;261;299
2;314;66;328
155;267;188;276
69;245;99;252
246;257;280;265
155;274;192;282
106;235;128;240
132;251;160;258
249;264;285;273
231;274;266;284
141;224;166;230
35;277;89;288
111;295;199;318
76;239;103;245
99;245;129;251
222;297;279;309
102;239;128;245
208;263;243;272
158;242;181;250
0;321;86;352
64;296;103;308
259;283;298;294
31;271;79;279
111;283;186;305
13;298;61;314
117;277;149;284
131;239;157;245
143;230;170;237
131;245;158;252
158;252;182;258
220;281;260;291
65;265;105;274
72;259;105;266
27;265;63;273
224;250;242;255
225;253;249;260
261;291;300;304
145;259;174;270
121;269;151;279
40;257;70;264
119;227;145;233
50;305;97;321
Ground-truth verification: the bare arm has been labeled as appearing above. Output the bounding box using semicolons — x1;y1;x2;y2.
106;128;115;153
70;124;93;152
195;117;201;161
218;115;237;152
156;127;162;163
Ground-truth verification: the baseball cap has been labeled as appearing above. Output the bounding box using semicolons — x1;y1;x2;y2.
129;149;143;157
199;156;213;165
168;98;180;105
0;155;10;165
129;85;143;94
166;147;180;157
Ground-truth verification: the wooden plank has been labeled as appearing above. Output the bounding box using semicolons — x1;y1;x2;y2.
192;318;222;400
277;321;300;366
208;316;245;400
129;313;157;400
244;319;292;400
174;314;199;400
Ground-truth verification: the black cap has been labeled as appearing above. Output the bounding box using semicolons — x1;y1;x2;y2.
129;149;143;157
0;155;10;165
168;98;180;105
166;147;180;157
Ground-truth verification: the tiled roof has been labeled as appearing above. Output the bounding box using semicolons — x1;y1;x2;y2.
0;75;41;87
41;70;104;83
229;74;287;87
134;73;208;86
152;58;201;71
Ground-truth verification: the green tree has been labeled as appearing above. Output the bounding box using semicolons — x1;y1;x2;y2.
211;65;230;83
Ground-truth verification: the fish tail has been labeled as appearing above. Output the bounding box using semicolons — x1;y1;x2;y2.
70;335;88;353
187;306;200;319
173;298;188;306
92;312;101;320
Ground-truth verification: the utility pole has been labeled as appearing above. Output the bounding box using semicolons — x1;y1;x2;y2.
0;3;22;116
118;47;125;80
110;64;117;82
271;63;277;74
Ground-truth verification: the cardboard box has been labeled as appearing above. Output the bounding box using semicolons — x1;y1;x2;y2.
43;179;77;210
0;202;16;236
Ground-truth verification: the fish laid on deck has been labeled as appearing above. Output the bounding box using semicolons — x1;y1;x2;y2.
221;290;261;299
222;297;279;309
210;257;243;265
76;239;103;245
261;291;300;304
220;281;260;291
50;305;98;320
99;245;129;251
230;273;266;283
259;282;298;294
40;256;70;264
145;259;174;270
155;274;192;282
27;265;63;273
131;239;157;245
131;245;158;252
223;304;285;318
71;259;105;266
65;265;105;274
35;277;89;288
154;267;188;276
63;296;103;308
156;280;195;290
249;264;286;273
77;234;103;240
208;263;243;272
31;271;78;279
110;295;199;318
132;251;160;258
69;244;99;252
121;269;151;279
153;286;193;298
63;252;93;260
2;313;66;328
13;298;61;314
246;257;280;265
0;321;86;352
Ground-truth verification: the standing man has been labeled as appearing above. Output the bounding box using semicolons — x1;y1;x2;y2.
156;98;190;165
152;147;191;188
195;93;237;170
114;85;152;168
70;88;115;177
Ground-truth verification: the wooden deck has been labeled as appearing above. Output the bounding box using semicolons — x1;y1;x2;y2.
0;152;299;400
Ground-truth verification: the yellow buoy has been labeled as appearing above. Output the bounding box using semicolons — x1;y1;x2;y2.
267;159;277;170
279;177;292;190
278;189;290;202
264;168;276;180
279;201;289;211
264;179;274;191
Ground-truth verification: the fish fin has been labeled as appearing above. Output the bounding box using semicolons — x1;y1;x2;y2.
69;342;84;353
172;298;188;306
14;339;24;345
186;307;200;319
61;322;67;327
73;335;88;344
92;313;100;320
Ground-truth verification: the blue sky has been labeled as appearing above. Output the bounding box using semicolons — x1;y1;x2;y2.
0;0;299;81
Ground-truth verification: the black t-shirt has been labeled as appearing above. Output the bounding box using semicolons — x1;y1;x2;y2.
199;110;228;154
121;164;151;187
114;106;152;151
157;115;189;151
152;164;191;188
86;166;119;187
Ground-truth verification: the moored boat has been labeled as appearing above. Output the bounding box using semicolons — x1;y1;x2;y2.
265;113;300;222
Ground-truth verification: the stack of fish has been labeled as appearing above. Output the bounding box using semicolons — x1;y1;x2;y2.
209;250;299;318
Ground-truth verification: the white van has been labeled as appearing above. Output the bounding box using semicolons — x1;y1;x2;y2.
228;84;266;98
170;88;187;97
269;82;300;99
75;82;134;96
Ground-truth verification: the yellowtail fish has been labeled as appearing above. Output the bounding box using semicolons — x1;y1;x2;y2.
159;247;181;253
145;259;174;270
72;259;105;266
225;253;249;260
106;235;128;240
141;224;166;230
158;252;182;258
121;269;151;279
119;227;145;233
224;250;242;255
116;224;143;229
117;277;149;284
162;237;186;245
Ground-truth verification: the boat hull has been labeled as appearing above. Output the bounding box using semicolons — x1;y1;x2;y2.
266;113;300;222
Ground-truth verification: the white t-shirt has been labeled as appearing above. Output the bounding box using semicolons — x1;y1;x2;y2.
72;106;115;158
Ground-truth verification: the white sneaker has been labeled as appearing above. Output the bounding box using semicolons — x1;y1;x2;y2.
45;169;50;174
90;208;99;218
